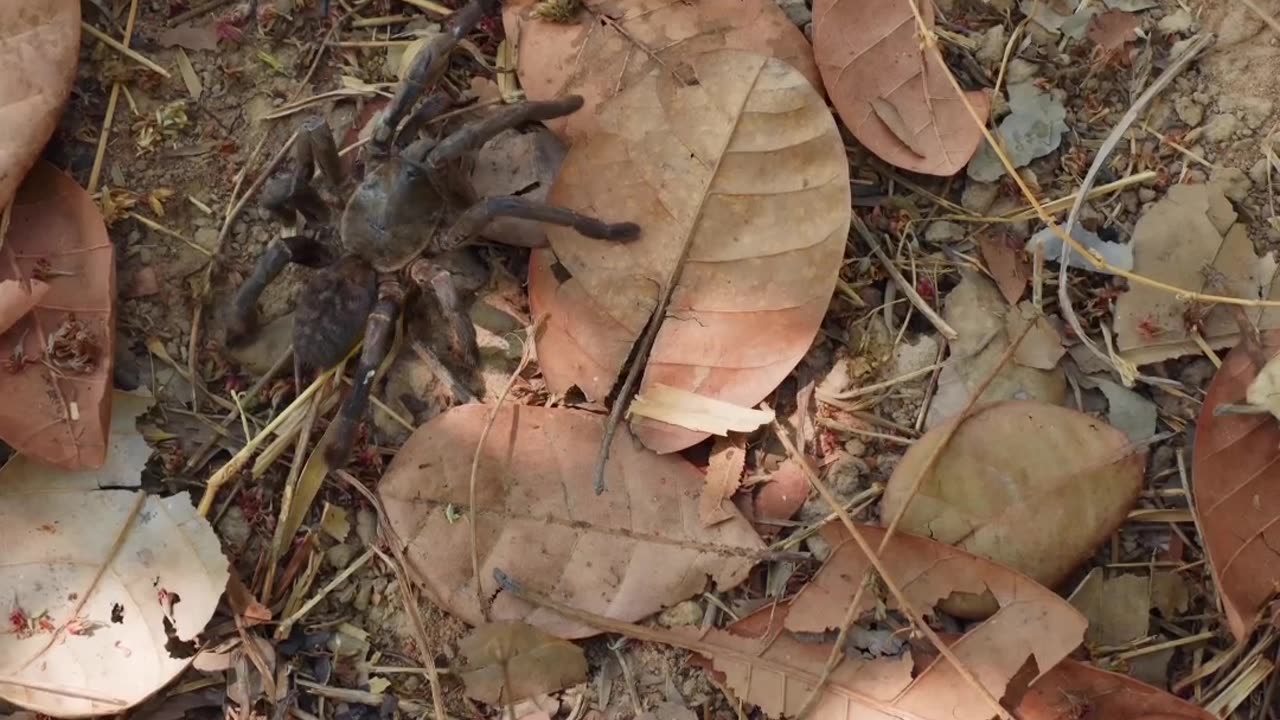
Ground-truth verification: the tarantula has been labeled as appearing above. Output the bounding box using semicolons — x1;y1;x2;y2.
226;0;639;467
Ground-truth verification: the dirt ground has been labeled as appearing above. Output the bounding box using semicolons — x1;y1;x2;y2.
28;0;1280;716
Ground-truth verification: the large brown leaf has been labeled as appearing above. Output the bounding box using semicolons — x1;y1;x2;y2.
811;0;989;175
536;49;849;453
377;404;765;639
882;401;1145;617
0;0;80;210
1193;331;1280;640
1015;659;1215;720
690;522;1085;720
503;0;819;143
0;162;116;469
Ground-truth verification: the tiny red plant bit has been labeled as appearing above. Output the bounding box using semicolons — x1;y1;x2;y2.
915;277;935;301
44;314;101;375
1136;315;1164;341
8;605;27;636
4;329;32;374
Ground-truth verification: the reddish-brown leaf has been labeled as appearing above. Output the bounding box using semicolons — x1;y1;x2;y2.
812;0;990;175
1015;658;1215;720
1193;332;1280;640
0;162;116;469
1087;11;1141;52
0;0;80;210
978;233;1029;305
688;522;1085;720
378;404;765;639
502;0;819;143
535;50;849;453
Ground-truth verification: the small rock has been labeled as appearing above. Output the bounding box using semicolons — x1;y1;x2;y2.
1138;187;1157;202
774;0;811;28
976;24;1007;65
193;227;219;251
924;220;965;243
1211;166;1252;202
827;455;869;497
1222;97;1273;130
217;506;252;550
893;333;941;376
961;180;999;214
844;438;867;457
354;580;373;612
326;543;358;570
1157;9;1195;34
356;508;377;547
1006;58;1038;84
658;600;704;628
1202;114;1240;143
1174;96;1203;126
1178;357;1217;388
1250;157;1271;185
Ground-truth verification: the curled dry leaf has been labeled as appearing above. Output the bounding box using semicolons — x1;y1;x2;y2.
1015;657;1216;720
502;0;819;142
0;279;49;334
699;436;747;528
812;0;990;175
1194;331;1280;640
536;49;849;453
691;522;1085;720
378;404;764;639
1114;183;1279;366
883;400;1144;617
0;162;117;469
457;621;588;704
0;456;228;716
0;0;79;210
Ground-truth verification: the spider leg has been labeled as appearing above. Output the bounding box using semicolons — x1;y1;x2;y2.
227;235;333;346
395;92;455;149
323;277;405;468
423;96;586;171
370;0;499;155
408;258;479;370
261;117;344;222
434;196;641;254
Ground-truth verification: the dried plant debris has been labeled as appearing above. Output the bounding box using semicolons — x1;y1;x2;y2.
883;401;1144;617
1114;182;1279;365
457;622;588;704
968;82;1069;182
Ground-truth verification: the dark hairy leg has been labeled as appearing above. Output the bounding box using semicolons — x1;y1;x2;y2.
423;96;585;170
369;0;500;155
433;196;641;254
323;277;405;468
227;235;333;344
408;258;479;369
261;117;344;222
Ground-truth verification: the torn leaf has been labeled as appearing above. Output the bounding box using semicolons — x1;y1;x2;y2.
629;384;775;436
968;82;1068;182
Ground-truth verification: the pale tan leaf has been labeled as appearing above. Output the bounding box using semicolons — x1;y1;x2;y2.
978;234;1029;305
698;436;746;527
0;454;228;716
883;400;1144;617
538;49;849;453
869;97;927;158
629;385;774;436
0;0;79;210
1003;301;1065;370
458;622;588;704
1067;568;1154;646
925;270;1066;429
691;523;1085;720
0;279;49;335
1115;183;1280;366
812;0;990;175
378;404;764;639
503;0;819;142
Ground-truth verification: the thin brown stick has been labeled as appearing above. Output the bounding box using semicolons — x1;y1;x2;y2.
81;21;170;77
167;0;235;26
87;0;141;195
787;316;1038;720
0;677;128;706
855;217;958;340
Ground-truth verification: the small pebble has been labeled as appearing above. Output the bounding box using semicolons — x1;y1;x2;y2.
1174;96;1203;127
1138;188;1157;202
1210;166;1252;201
1250;157;1271;185
326;543;358;570
658;600;704;628
1202;114;1239;143
924;220;965;244
356;508;377;546
961;180;999;214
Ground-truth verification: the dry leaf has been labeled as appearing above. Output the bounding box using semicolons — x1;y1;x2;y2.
457;621;588;704
1245;351;1280;420
1067;568;1154;646
0;279;50;334
1088;11;1141;51
0;464;229;715
378;404;764;639
629;385;775;436
0;162;117;469
1015;657;1216;720
699;436;747;527
884;400;1144;617
752;459;810;523
155;23;219;52
0;0;79;210
1194;332;1280;640
503;0;819;142
1003;301;1065;370
470;128;567;248
537;49;849;453
1114;183;1279;366
812;0;990;175
692;522;1085;720
925;270;1066;429
978;234;1029;305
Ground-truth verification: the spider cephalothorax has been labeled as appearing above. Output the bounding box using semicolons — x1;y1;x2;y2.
226;0;639;466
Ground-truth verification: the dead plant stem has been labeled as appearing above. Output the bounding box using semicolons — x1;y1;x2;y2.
87;0;141;196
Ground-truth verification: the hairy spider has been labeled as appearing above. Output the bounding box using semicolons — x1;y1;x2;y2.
226;0;639;468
